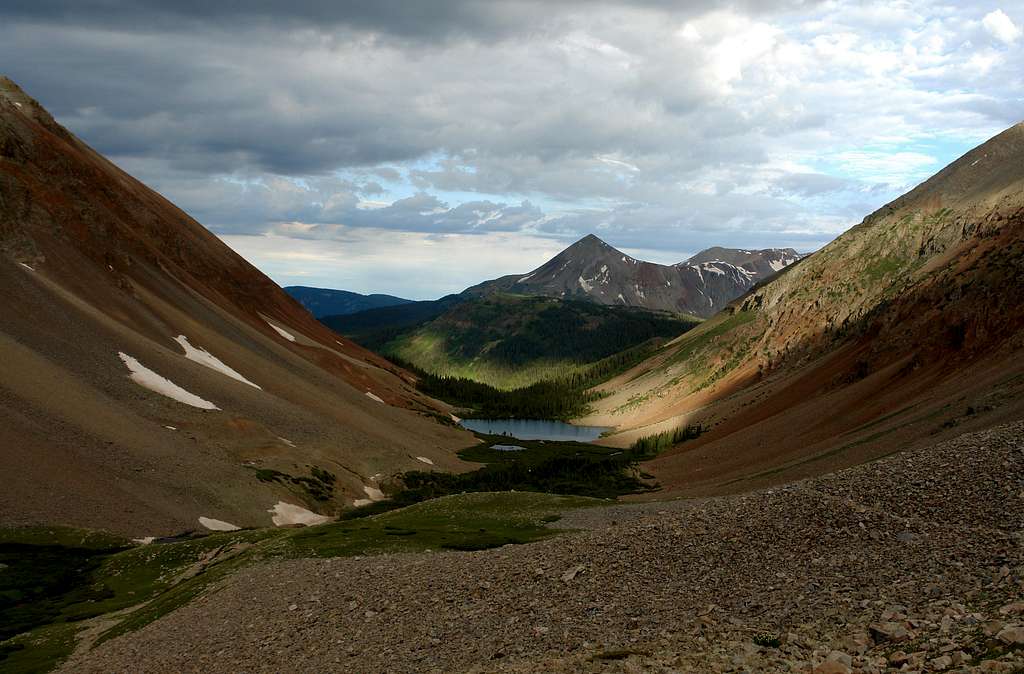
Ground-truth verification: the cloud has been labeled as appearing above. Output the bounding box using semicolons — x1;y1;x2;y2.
832;151;939;185
219;229;568;299
0;1;826;43
983;9;1022;44
0;1;1020;295
337;194;545;234
770;173;860;197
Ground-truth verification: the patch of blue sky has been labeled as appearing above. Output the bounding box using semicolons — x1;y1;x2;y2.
808;133;981;190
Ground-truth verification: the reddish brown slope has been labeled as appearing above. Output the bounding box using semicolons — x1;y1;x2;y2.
0;76;403;385
582;122;1024;494
0;77;473;536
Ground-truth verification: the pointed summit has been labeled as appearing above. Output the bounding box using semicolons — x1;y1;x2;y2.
578;233;609;246
560;233;619;255
462;233;795;317
2;75;47;118
552;233;624;259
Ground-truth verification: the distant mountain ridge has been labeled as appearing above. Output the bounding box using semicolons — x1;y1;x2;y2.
380;293;699;390
684;246;803;278
319;238;803;353
285;286;412;318
321;294;466;350
464;234;802;318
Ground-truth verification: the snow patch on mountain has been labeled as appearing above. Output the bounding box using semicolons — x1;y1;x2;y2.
119;352;219;410
174;335;261;389
268;502;330;526
199;516;240;531
264;320;296;342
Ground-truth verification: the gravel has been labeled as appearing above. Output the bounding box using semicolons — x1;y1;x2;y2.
61;421;1024;673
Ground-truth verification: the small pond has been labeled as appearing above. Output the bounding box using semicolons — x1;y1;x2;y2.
459;418;611;442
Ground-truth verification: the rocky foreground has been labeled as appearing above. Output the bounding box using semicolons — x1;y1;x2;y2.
63;422;1024;673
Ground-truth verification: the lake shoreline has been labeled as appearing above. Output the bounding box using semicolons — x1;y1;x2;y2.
459;418;611;443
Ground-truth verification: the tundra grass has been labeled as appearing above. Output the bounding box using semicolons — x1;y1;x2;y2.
340;434;652;522
0;492;601;672
664;309;758;369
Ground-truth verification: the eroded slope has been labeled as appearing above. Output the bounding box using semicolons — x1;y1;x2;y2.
0;77;473;536
584;123;1024;493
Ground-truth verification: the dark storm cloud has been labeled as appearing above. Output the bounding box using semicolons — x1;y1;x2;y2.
0;0;1018;275
1;1;823;41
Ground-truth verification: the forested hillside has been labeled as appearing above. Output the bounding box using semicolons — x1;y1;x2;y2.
382;293;699;389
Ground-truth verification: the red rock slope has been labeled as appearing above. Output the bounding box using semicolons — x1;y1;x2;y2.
583;122;1024;495
0;76;473;536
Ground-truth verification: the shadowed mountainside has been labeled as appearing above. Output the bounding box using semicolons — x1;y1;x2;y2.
0;76;474;536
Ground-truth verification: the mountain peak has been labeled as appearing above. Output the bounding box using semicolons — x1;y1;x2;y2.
882;120;1024;215
0;75;25;96
569;233;611;249
0;75;33;111
683;247;804;278
1;75;62;130
463;233;802;317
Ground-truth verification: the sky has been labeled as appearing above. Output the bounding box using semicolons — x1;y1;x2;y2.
2;1;1022;299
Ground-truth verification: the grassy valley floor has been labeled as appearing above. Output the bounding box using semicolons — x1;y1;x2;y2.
51;420;1024;673
2;422;678;674
0;492;603;673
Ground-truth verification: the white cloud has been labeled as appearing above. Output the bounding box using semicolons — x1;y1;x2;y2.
2;0;1021;295
218;230;568;299
832;150;938;185
983;9;1022;44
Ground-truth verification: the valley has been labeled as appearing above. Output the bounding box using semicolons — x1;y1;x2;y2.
2;70;1023;674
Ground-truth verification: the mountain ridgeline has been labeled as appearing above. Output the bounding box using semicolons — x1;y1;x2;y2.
284;286;412;318
315;238;802;413
319;238;802;356
464;234;802;318
321;294;465;351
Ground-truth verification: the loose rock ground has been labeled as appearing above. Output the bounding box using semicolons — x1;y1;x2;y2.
61;421;1024;673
